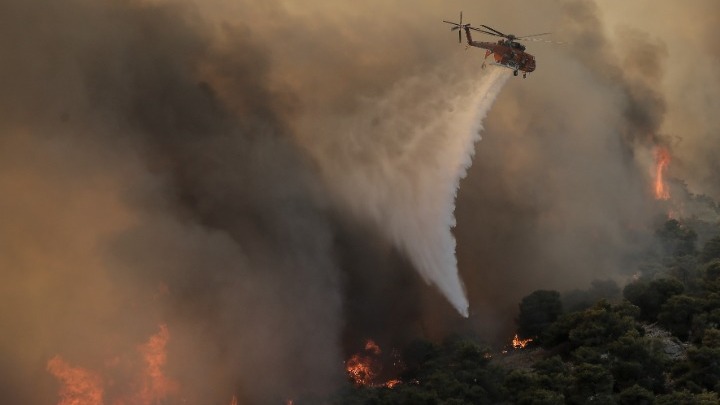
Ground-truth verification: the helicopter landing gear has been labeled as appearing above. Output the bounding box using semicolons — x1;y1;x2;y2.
523;72;527;78
513;70;518;76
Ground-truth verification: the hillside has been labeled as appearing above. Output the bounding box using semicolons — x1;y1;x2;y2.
325;218;720;404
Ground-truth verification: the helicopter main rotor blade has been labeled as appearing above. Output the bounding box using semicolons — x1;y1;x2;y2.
469;27;504;37
517;32;552;39
480;24;506;37
517;37;565;44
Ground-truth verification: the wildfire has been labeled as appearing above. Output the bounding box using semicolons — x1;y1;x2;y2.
384;379;402;388
365;339;381;355
346;353;377;386
345;339;402;389
512;334;533;349
48;324;178;405
654;147;671;200
47;356;104;405
135;324;179;404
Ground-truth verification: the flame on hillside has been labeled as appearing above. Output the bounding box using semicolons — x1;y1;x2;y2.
47;356;104;405
384;379;402;388
47;324;178;405
365;340;381;355
135;324;179;404
345;339;402;389
346;353;377;386
654;147;671;200
512;334;533;349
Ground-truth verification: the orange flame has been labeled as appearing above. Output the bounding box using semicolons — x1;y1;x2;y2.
134;324;179;404
654;147;671;200
346;353;377;386
512;334;533;349
345;339;404;388
230;395;238;405
47;356;104;405
48;324;179;405
364;340;381;355
384;379;401;389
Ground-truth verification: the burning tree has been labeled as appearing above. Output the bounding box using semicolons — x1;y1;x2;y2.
47;324;178;405
512;334;533;349
134;324;178;404
654;147;671;200
344;339;403;388
46;356;104;405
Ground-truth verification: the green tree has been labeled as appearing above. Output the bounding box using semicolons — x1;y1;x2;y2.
567;301;640;348
534;356;571;393
700;235;720;263
543;300;640;350
516;389;565;405
517;290;563;341
701;328;720;348
567;363;614;405
690;305;720;343
618;384;654;405
656;390;720;405
656;219;697;257
658;295;704;341
674;346;720;392
391;336;506;404
667;255;701;293
504;369;540;404
701;260;720;293
623;278;684;321
608;332;667;392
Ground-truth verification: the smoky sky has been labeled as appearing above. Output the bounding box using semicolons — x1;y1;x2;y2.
0;1;342;403
1;0;720;403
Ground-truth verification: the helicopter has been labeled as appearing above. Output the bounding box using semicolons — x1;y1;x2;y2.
443;12;558;78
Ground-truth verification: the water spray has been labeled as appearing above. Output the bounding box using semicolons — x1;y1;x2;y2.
308;67;510;317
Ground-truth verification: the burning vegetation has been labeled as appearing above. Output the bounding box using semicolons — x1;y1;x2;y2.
511;334;533;349
333;218;720;404
345;339;403;389
46;356;105;405
346;352;377;386
654;146;671;201
47;324;178;405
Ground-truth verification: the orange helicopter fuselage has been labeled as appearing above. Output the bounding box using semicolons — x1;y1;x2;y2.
464;28;536;74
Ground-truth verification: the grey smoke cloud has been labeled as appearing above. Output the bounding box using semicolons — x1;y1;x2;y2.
0;1;342;403
1;0;720;402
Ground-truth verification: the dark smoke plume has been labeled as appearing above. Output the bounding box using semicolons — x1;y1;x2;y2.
2;0;720;402
0;1;342;403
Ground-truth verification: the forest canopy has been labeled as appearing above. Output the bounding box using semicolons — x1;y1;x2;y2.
327;217;720;404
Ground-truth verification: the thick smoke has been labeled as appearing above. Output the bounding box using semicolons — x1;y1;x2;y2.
2;0;720;402
448;0;720;342
0;1;343;403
